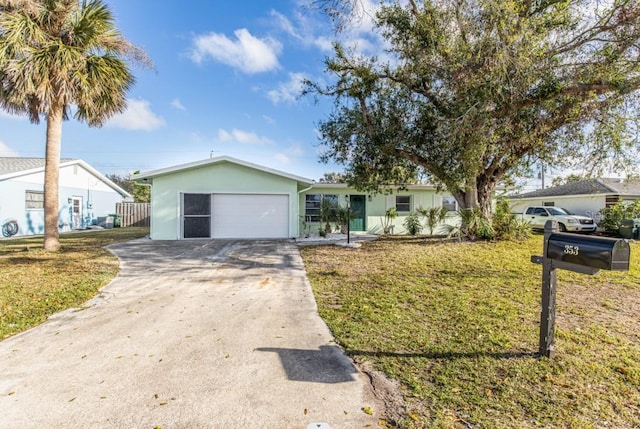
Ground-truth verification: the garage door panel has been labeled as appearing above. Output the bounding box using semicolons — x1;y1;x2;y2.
212;194;289;239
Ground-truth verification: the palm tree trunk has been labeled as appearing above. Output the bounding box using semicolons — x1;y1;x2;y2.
43;102;64;251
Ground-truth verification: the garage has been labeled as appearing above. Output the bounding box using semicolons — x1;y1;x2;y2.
211;194;289;239
134;157;310;240
182;193;289;239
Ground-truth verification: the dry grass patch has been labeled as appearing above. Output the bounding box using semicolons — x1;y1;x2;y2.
301;235;640;428
0;228;149;339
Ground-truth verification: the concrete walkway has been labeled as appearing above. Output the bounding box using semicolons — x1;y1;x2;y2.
0;239;383;428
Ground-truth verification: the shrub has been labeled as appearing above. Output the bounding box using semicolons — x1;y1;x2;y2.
418;206;449;236
381;207;398;234
457;208;495;240
492;198;532;241
598;199;640;235
403;211;423;235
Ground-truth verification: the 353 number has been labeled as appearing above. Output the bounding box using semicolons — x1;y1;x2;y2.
563;245;579;256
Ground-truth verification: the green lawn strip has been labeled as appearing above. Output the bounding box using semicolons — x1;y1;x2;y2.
301;236;640;428
0;228;149;339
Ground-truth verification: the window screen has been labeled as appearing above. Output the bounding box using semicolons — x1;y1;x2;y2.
396;196;411;212
183;194;211;238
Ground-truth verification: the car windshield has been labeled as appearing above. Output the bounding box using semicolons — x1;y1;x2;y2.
547;207;569;215
561;208;575;215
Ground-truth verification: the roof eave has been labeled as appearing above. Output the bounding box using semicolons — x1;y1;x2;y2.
132;156;314;185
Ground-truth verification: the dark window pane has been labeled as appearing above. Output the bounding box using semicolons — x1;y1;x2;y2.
184;217;210;238
396;196;411;212
305;194;321;222
184;194;210;215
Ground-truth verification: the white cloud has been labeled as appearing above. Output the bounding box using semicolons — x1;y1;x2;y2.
0;140;20;157
267;72;308;105
191;28;282;74
217;128;274;145
275;143;305;165
288;143;304;156
106;99;165;131
171;98;186;111
263;115;276;125
271;9;334;52
275;153;291;164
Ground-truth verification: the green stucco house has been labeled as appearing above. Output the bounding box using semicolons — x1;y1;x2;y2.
133;156;458;240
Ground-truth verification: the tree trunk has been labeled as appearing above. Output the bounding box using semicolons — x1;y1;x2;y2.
453;179;496;222
43;102;64;251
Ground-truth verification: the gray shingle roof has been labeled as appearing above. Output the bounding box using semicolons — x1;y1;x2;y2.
510;178;640;199
0;157;76;176
598;177;640;196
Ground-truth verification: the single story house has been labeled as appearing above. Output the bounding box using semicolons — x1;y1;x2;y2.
508;178;640;220
133;156;460;240
0;157;131;237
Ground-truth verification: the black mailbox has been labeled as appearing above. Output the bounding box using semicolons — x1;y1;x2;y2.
546;233;630;271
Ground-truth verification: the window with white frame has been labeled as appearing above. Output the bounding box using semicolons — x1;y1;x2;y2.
442;196;458;212
395;195;411;212
25;190;44;210
305;194;338;222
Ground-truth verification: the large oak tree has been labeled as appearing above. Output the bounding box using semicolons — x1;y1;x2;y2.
0;0;149;250
310;0;640;218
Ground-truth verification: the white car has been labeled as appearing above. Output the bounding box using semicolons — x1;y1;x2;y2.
523;206;597;233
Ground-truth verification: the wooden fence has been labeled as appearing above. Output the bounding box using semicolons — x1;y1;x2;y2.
116;202;150;227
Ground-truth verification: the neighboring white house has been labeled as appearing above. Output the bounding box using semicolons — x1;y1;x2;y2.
0;157;131;238
133;156;461;240
508;178;640;220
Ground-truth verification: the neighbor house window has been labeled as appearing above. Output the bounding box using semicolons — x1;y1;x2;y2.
395;196;411;212
442;196;457;212
305;194;338;222
25;190;44;210
543;202;555;206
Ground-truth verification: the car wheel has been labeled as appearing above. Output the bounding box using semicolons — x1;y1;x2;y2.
559;223;567;232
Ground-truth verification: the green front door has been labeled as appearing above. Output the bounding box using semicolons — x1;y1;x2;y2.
349;195;366;231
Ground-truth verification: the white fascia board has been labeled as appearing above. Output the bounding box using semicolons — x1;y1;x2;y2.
132;155;313;185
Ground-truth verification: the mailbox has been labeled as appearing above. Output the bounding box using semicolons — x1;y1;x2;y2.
546;233;630;271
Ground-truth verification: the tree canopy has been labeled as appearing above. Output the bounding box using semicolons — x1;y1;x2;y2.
106;172;150;203
310;0;640;218
0;0;149;250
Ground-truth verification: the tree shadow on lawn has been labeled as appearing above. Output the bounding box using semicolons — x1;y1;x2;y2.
345;349;539;360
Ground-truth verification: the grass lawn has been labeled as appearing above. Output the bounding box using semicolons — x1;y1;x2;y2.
0;227;149;340
301;235;640;429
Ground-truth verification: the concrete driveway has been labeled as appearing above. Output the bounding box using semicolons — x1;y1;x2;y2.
0;239;384;428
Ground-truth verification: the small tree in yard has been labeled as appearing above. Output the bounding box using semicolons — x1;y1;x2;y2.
417;206;448;236
492;198;532;241
403;211;422;235
335;205;349;233
381;207;398;234
0;0;150;251
319;197;337;235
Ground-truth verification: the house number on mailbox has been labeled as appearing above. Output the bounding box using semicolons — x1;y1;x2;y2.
563;245;579;255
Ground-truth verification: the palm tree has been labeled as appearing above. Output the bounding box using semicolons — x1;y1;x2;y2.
0;0;150;250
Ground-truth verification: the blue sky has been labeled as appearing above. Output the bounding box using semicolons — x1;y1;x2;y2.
0;0;383;180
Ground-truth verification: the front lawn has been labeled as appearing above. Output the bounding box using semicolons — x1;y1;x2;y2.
0;228;149;339
301;236;640;428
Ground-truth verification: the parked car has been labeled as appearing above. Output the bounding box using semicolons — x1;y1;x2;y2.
521;206;597;233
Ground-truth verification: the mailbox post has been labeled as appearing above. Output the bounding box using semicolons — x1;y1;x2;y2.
531;220;630;358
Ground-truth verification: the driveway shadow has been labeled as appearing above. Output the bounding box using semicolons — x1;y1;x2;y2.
256;345;358;384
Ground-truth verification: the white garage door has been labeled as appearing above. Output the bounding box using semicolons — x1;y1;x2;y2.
212;194;289;239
